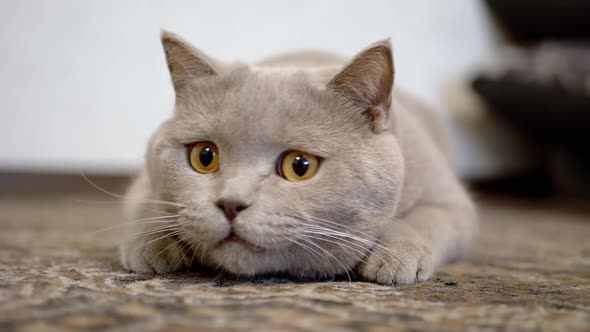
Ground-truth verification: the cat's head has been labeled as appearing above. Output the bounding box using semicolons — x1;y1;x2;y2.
146;31;404;278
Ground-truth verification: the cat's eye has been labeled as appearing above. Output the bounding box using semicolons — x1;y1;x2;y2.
189;142;219;174
277;150;320;182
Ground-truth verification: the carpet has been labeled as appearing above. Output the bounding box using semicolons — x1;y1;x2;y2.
0;179;589;331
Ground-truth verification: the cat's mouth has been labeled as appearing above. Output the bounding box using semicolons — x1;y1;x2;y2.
219;232;264;252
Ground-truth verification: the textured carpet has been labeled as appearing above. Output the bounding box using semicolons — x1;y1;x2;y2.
0;185;589;331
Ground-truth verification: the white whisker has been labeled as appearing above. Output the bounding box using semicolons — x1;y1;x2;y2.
299;231;370;259
146;229;186;246
186;237;200;273
292;217;411;275
81;173;187;208
89;215;180;235
292;234;352;282
282;236;333;278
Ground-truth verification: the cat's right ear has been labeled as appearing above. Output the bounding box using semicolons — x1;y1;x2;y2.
161;30;219;93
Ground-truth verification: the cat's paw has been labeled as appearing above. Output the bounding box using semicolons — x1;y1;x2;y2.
357;240;435;285
120;234;192;275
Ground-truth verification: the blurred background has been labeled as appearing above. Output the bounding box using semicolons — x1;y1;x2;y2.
1;0;589;199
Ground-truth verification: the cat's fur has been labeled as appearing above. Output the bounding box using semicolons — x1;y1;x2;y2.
120;31;477;285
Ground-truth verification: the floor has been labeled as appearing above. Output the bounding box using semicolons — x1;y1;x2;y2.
0;175;589;331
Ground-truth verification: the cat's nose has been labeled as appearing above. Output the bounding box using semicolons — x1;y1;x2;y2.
215;199;250;222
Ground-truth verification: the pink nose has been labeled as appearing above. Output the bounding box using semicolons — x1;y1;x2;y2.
215;199;249;222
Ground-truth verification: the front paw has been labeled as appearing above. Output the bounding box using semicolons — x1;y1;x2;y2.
120;234;192;275
357;240;435;285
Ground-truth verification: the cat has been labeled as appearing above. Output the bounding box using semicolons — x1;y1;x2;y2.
120;30;477;285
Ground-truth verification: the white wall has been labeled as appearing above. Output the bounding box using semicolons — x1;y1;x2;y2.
0;0;496;174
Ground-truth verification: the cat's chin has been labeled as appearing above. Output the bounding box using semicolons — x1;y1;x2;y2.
218;233;265;252
206;242;289;276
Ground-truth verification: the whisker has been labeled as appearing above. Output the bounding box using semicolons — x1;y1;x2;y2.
75;199;176;217
299;228;395;276
302;224;382;248
305;225;402;256
131;224;182;238
153;231;188;260
281;236;333;279
125;220;194;255
298;231;370;259
294;219;411;275
81;173;187;208
186;237;200;273
75;199;124;205
297;221;399;257
89;215;180;234
293;213;386;243
146;229;186;246
292;234;352;282
210;264;227;283
172;239;193;271
122;214;180;224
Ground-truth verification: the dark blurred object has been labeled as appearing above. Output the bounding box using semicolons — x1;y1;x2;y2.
485;0;590;42
472;42;590;198
470;171;554;198
472;43;590;137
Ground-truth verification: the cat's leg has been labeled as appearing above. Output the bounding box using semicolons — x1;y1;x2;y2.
358;202;477;285
120;173;193;275
120;228;193;275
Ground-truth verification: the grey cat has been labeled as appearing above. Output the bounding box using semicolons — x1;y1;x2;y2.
120;31;477;285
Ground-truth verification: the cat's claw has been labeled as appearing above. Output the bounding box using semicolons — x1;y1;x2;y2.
357;240;434;285
120;236;191;275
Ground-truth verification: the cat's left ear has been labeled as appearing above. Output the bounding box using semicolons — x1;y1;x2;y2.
161;30;219;93
327;39;394;133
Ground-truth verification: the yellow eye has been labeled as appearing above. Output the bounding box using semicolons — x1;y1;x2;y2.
189;142;219;174
278;150;320;182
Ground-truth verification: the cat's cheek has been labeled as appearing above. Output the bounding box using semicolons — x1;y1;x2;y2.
184;218;231;249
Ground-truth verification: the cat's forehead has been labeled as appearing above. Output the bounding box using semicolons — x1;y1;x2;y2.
171;67;360;154
219;66;331;115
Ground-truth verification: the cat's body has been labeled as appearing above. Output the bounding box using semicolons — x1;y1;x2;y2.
120;32;477;284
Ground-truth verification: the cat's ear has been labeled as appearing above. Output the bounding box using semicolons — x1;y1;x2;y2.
161;30;219;93
327;39;394;133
